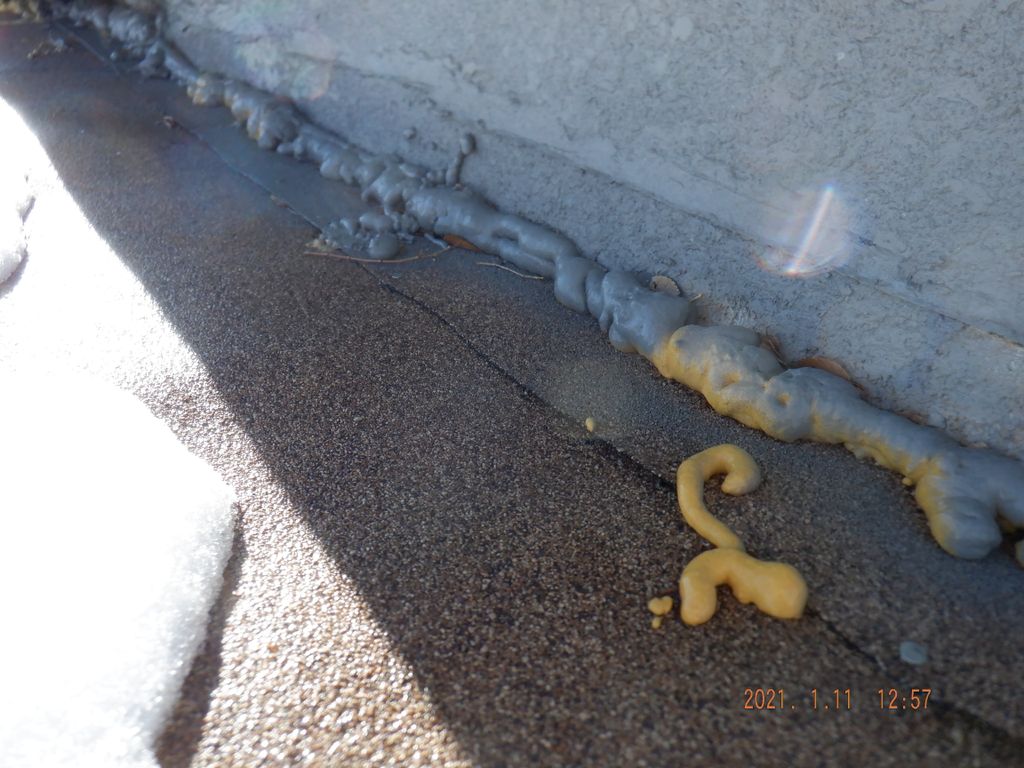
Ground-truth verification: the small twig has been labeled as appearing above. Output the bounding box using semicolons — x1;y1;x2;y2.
303;245;452;265
475;261;545;280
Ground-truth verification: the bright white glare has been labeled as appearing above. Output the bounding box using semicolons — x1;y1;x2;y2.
0;94;463;767
0;99;39;284
0;372;236;768
0;96;196;375
759;183;856;277
790;185;836;274
0;95;236;768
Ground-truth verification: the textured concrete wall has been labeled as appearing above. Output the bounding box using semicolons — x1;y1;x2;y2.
158;0;1024;458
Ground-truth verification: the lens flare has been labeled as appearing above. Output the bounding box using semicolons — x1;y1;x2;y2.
759;183;855;277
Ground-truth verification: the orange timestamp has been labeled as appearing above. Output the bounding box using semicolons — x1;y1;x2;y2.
742;687;932;712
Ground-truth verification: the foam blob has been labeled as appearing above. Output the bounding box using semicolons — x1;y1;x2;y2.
674;445;807;626
680;549;808;626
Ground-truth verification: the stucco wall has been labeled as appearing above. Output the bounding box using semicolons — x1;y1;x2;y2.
158;0;1024;458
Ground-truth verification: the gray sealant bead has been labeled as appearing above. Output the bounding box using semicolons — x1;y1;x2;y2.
358;212;393;233
367;233;400;260
57;0;1024;562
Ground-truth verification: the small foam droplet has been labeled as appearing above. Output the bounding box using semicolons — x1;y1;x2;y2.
648;596;673;616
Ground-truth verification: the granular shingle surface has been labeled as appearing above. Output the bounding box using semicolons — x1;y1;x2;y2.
0;16;1021;767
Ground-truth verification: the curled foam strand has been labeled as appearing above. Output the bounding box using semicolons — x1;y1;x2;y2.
675;445;760;550
676;445;808;626
59;0;1024;561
